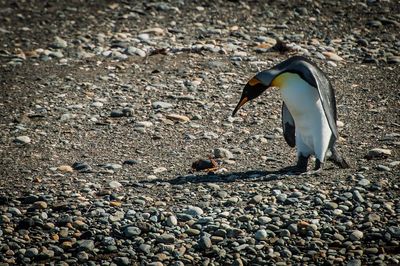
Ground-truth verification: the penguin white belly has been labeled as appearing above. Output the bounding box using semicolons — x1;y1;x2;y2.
278;74;332;161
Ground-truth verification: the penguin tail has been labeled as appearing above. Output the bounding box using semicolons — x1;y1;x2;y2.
329;146;350;169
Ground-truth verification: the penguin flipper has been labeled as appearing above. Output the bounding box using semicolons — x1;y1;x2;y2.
281;102;296;147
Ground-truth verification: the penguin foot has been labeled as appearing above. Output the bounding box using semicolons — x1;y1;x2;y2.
280;165;307;175
329;146;350;169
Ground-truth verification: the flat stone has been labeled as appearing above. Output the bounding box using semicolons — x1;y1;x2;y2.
156;233;175;244
57;165;74;173
323;51;344;62
77;240;95;251
152;101;173;109
108;181;122;189
166;114;190;122
134;121;153;129
366;148;391;159
124;226;141;238
32;201;48;209
14;135;31;144
349;230;364;241
255;229;268;241
185;206;204;217
51;36;68;48
214;148;234;159
198;235;212;249
166;215;178;226
25;247;39;257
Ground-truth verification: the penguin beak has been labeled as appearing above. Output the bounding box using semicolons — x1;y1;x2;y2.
232;95;249;116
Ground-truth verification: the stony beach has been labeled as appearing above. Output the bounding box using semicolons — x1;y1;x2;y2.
0;1;399;265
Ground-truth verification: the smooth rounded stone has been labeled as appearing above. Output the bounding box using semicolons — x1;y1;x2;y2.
134;121;153;128
14;135;31;144
104;163;122;170
123;159;139;165
203;131;218;139
248;194;263;204
108;181;122;189
366;148;391;159
115;256;131;266
287;223;298;234
51;36;68;48
91;101;104;107
152;101;173;109
353;190;364;203
8;207;22;216
387;226;400;238
176;213;193;222
357;178;370;186
77;251;89;261
166;215;178;226
125;46;146;57
186;228;200;236
376;165;391;171
109;211;124;222
324;201;339;210
72;162;92;172
365;247;379;254
255;229;268;241
198;235;212;249
387;56;400;64
232;258;244;266
323;51;343;62
276;193;287;203
77;240;95;251
290;191;303;198
347;259;362;266
156;234;175;244
110;109;125;117
32;201;48;209
139;243;151;254
213;147;234;159
184;206;203;217
258;216;272;224
279;229;291;237
368;213;381;222
58;165;74;173
350;230;364;241
25;247;39;258
166;114;190;122
124;226;141;238
334;233;345;241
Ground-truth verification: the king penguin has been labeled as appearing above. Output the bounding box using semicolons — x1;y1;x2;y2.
232;56;349;173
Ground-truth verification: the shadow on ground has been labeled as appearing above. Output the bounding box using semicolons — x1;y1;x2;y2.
137;169;287;185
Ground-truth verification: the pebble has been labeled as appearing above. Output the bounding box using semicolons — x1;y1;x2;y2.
123;226;141;238
350;230;364;241
366;148;391;159
255;229;268;241
57;165;74;173
214;148;234;159
166;215;178;226
77;240;95;251
51;36;68;49
166;114;190;122
152;101;173;109
108;181;122;189
184;206;204;217
14;135;31;144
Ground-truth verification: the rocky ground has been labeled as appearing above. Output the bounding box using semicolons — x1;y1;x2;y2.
0;0;399;265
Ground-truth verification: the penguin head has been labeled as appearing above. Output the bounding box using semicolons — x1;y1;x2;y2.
232;70;278;116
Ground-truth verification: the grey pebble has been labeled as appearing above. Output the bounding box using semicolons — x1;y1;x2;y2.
124;226;141;238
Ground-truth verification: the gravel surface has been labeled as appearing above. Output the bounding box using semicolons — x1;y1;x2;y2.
0;0;399;265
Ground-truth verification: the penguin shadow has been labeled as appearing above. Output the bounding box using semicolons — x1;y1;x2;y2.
139;169;289;185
